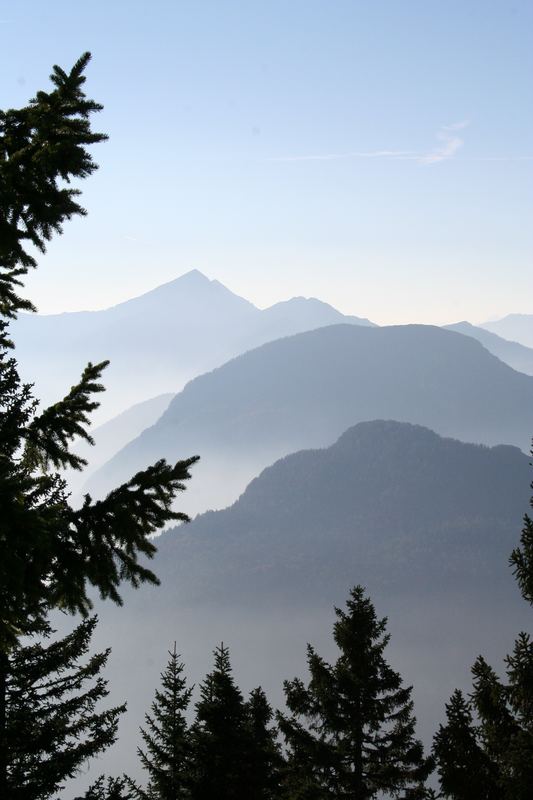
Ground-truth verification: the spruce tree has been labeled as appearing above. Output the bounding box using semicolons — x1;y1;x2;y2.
244;687;284;800
0;53;198;647
4;616;123;799
190;643;250;800
510;448;533;606
0;54;198;797
0;52;107;323
433;690;498;799
131;644;193;800
278;586;433;800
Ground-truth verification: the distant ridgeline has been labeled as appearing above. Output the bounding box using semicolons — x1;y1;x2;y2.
10;270;373;421
86;323;533;517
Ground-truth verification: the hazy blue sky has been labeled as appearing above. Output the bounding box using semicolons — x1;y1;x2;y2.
1;0;532;324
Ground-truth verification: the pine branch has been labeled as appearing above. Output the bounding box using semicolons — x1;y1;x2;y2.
55;456;200;613
23;360;109;471
0;51;107;318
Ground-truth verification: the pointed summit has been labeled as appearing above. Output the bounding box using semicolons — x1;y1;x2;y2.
177;268;211;284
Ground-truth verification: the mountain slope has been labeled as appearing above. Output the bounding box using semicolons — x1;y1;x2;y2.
151;420;532;606
446;321;533;376
481;314;533;348
11;270;372;422
87;324;533;514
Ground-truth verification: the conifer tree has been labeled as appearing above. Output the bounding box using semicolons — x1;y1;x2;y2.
130;644;193;800
278;586;433;799
244;687;284;800
0;52;107;323
4;616;123;799
433;689;498;799
77;775;135;799
0;54;198;797
0;53;198;646
510;448;533;606
190;644;250;800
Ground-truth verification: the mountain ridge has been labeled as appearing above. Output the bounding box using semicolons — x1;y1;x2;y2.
87;323;533;515
11;271;373;423
445;320;533;376
481;313;533;348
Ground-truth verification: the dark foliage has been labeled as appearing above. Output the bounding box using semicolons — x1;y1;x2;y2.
510;453;533;606
130;645;193;800
189;644;283;800
0;341;197;649
433;690;498;799
5;617;123;799
245;686;284;800
190;644;250;800
278;586;433;799
0;52;106;322
0;54;198;798
77;775;136;799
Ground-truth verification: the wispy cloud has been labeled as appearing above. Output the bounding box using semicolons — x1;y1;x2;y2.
271;122;474;166
273;149;417;163
418;121;469;164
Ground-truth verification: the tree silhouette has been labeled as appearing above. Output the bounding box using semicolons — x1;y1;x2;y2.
279;586;432;799
131;645;193;799
5;617;123;799
0;54;198;797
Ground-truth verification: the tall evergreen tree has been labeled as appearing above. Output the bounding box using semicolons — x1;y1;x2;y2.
0;54;198;797
4;616;123;799
278;586;433;800
130;644;193;800
190;644;250;800
244;686;284;800
0;53;198;647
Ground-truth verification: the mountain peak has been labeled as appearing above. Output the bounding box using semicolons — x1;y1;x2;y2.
178;268;211;283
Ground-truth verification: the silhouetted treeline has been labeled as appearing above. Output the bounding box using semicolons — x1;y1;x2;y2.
104;586;433;799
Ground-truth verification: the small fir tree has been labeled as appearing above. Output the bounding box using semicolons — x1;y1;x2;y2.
278;586;433;800
4;617;124;799
131;644;193;800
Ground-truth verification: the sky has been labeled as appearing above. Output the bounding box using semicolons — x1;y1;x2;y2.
1;0;532;325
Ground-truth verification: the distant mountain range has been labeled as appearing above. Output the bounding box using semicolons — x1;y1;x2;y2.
445;321;533;376
10;270;373;421
481;313;533;349
86;324;533;515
